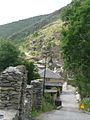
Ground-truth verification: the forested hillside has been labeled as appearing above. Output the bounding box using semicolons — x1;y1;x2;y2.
0;9;62;41
0;7;66;62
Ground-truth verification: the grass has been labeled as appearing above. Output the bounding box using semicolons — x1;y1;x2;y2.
31;93;56;118
81;99;90;112
31;108;42;118
68;80;77;87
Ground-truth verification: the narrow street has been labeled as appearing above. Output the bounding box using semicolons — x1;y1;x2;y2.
37;83;90;120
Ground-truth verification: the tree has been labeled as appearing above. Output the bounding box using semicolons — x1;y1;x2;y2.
22;60;40;84
0;40;20;71
61;0;90;98
0;40;40;84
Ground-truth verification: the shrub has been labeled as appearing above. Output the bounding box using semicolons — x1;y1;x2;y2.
0;40;20;71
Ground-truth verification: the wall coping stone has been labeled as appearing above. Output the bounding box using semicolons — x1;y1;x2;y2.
2;66;21;74
26;85;33;89
0;109;18;120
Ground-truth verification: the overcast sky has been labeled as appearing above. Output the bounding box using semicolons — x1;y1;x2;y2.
0;0;72;25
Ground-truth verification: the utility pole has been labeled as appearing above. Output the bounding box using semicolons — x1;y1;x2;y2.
43;56;47;96
42;51;49;96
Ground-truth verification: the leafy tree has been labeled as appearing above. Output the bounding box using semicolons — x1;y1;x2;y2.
22;60;40;84
0;40;40;84
61;0;90;98
0;40;20;71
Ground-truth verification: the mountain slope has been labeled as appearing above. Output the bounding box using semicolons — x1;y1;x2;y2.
0;9;62;41
0;6;68;63
19;19;63;62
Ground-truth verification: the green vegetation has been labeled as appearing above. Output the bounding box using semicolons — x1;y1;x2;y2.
20;20;62;61
1;0;90;115
0;40;20;71
81;99;90;112
0;7;66;83
0;9;62;41
0;8;65;63
31;93;55;118
68;80;77;88
0;40;40;84
0;0;89;100
61;0;90;99
22;60;40;84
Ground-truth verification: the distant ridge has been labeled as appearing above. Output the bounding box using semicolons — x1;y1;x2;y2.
0;8;63;41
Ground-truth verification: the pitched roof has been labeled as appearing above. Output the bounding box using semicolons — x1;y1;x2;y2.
39;68;61;79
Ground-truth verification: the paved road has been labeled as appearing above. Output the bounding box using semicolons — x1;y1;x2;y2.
37;83;90;120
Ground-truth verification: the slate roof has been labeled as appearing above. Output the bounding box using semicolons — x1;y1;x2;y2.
39;68;61;79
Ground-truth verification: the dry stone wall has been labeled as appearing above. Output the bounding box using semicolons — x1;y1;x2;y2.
31;79;43;110
24;85;33;119
0;66;25;109
0;66;43;120
0;65;27;120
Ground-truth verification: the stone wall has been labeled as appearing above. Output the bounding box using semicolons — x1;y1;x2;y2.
0;109;18;120
0;65;27;120
24;85;33;119
0;66;27;109
0;66;43;120
31;79;43;110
